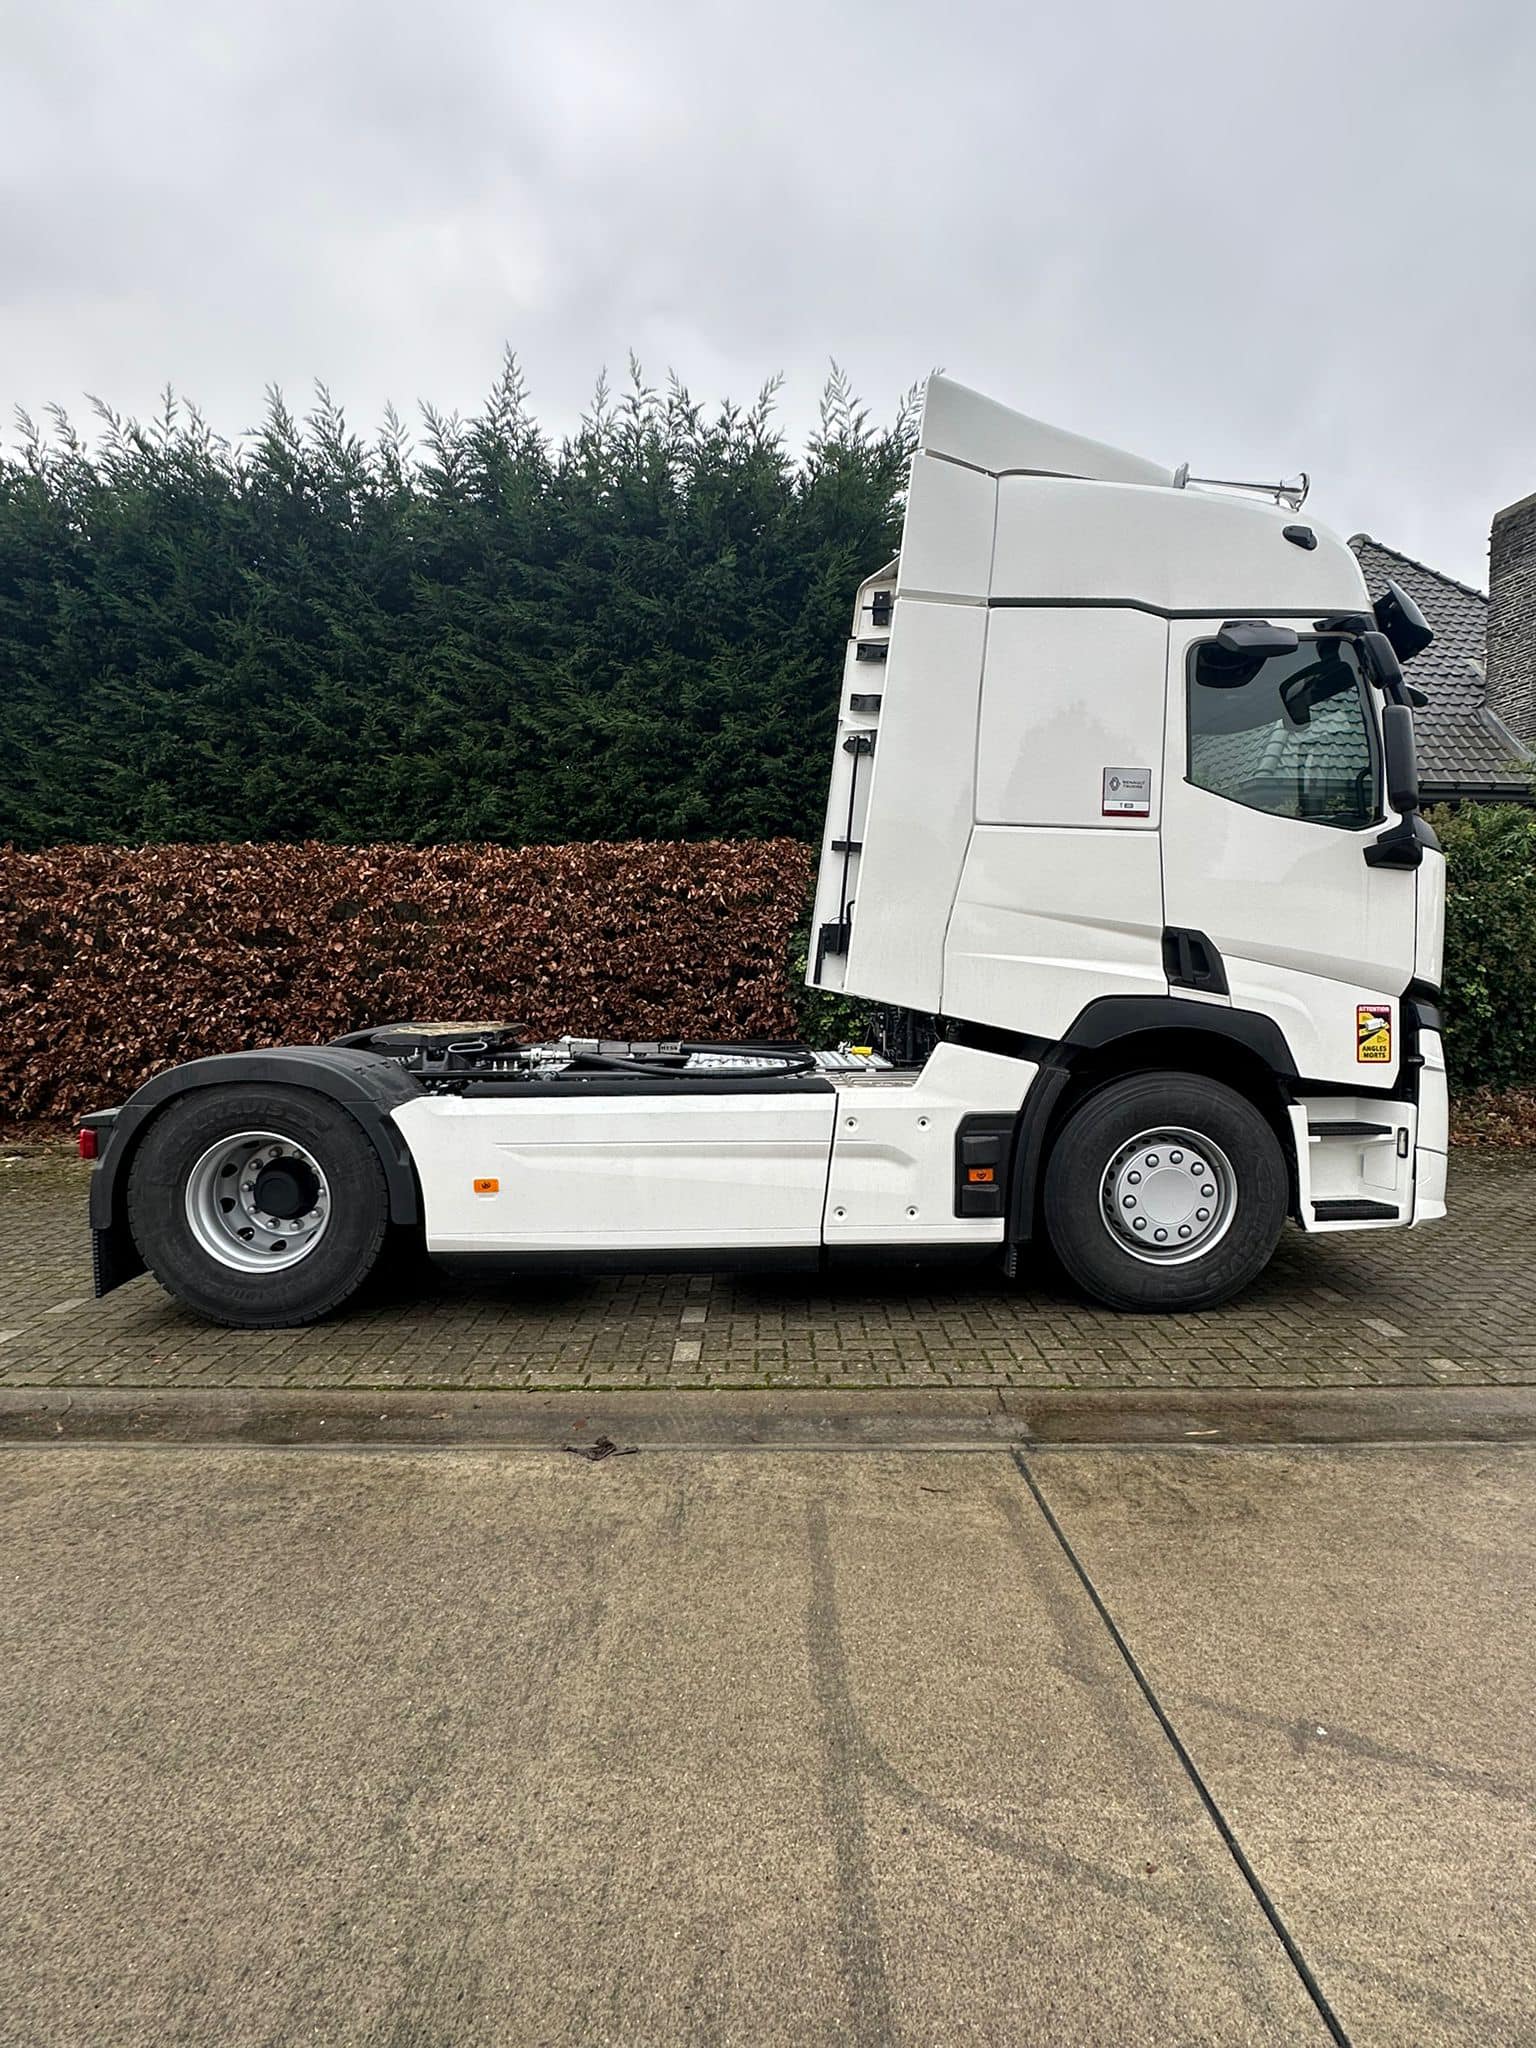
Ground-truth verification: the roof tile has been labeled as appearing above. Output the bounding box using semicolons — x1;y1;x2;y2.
1349;535;1531;796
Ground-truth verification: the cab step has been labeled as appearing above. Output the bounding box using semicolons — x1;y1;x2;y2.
1312;1199;1400;1221
1308;1121;1394;1140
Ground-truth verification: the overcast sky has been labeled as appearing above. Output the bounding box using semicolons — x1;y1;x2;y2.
5;0;1532;588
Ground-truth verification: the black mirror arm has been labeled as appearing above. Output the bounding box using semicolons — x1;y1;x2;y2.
1365;813;1440;870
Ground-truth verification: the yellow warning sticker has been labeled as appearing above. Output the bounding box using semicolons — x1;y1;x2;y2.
1357;1004;1392;1063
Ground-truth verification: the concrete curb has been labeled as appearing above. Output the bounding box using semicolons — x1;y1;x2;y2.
3;1383;1535;1450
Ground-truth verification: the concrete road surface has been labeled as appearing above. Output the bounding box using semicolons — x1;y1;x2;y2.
1034;1445;1536;2045
2;1435;1532;2046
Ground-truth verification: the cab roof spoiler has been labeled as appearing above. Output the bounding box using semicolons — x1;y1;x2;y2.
919;374;1174;488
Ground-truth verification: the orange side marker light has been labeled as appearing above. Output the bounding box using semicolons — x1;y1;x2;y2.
473;1177;500;1195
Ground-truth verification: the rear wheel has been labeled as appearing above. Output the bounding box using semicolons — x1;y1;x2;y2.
1042;1071;1286;1311
127;1085;391;1327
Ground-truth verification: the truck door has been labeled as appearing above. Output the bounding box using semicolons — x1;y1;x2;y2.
1160;623;1417;1086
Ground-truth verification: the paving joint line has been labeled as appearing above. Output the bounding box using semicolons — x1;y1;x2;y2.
0;1438;1026;1458
8;1430;1536;1456
1009;1445;1353;2048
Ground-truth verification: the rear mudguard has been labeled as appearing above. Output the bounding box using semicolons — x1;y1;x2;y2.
87;1048;423;1296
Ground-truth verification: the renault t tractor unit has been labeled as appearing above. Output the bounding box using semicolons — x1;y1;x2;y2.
83;377;1448;1326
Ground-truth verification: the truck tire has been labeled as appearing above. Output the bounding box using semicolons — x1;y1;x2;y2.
127;1085;391;1328
1042;1071;1286;1312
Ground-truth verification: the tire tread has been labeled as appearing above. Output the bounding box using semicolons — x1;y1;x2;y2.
126;1085;391;1329
1042;1070;1286;1313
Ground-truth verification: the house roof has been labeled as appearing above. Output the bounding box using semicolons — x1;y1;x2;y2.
1348;535;1531;798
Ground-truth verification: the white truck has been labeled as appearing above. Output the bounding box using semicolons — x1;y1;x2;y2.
82;377;1448;1326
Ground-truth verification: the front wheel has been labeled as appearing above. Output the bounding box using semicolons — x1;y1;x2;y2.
127;1085;391;1328
1042;1071;1287;1312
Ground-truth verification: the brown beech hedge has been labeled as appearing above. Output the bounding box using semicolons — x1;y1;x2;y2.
0;840;814;1125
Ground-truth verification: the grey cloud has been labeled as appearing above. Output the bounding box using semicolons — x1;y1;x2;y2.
3;0;1531;585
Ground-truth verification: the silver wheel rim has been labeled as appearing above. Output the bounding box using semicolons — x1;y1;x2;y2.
184;1130;332;1273
1099;1126;1237;1266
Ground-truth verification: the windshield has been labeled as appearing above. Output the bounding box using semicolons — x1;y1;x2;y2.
1188;635;1381;830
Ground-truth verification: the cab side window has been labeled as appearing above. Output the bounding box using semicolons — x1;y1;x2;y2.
1187;636;1379;829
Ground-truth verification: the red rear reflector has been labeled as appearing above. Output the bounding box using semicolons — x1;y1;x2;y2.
78;1128;99;1161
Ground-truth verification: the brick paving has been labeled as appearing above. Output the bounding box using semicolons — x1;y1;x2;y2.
1;1149;1532;1393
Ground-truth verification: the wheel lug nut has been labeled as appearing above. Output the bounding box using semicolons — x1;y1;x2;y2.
1146;1154;1159;1167
1178;1225;1191;1238
1127;1171;1142;1185
1170;1151;1183;1164
1133;1218;1146;1231
1122;1196;1136;1209
1201;1185;1215;1199
1154;1229;1167;1241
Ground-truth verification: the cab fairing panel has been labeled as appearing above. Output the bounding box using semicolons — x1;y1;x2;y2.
943;826;1167;1040
1414;1146;1448;1224
1417;1030;1449;1158
896;454;997;603
1417;1024;1449;1228
992;475;1368;616
976;608;1167;830
395;1092;836;1253
1416;849;1446;989
809;452;994;1007
839;599;990;1014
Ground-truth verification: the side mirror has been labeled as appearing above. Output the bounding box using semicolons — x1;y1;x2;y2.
1216;619;1301;658
1357;629;1403;691
1374;579;1434;661
1381;702;1420;814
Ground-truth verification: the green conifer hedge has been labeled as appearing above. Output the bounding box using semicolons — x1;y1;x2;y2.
0;357;915;849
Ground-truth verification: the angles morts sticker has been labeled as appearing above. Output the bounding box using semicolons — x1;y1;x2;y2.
1357;1004;1392;1063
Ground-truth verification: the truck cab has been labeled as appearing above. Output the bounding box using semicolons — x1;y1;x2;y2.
809;377;1447;1295
84;377;1447;1326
